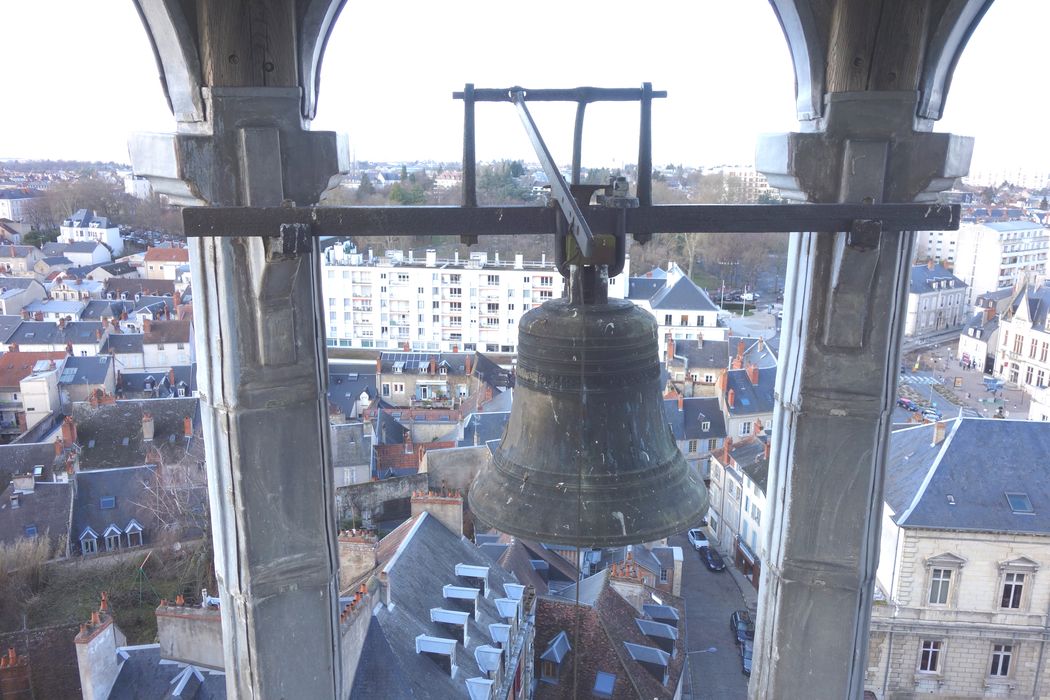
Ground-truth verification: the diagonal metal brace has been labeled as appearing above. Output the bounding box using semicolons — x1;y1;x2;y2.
509;88;596;258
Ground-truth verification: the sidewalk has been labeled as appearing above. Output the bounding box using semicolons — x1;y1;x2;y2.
725;562;760;613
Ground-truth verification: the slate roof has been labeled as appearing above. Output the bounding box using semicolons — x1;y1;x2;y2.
454;412;510;448
117;366;195;399
72;397;199;469
62;355;113;385
535;578;686;700
663;397;726;441
7;321;104;347
98;261;137;276
981;221;1046;232
350;511;525;699
104;278;176;298
885;419;1050;534
909;263;966;295
375;410;408;445
107;645;226;699
63;209;113;229
25;299;86;316
326;369;376;418
0;276;41;291
0;315;21;343
42;243;69;257
472;352;513;389
725;366;777;416
331;422;371;467
649;276;719;311
962;311;998;338
0;245;39;258
64;241;107;254
1014;283;1050;331
379;351;471;375
81;299;135;320
63;263;105;278
667;338;729;370
40;256;72;267
627;277;665;301
0;482;74;551
101;334;144;354
71;465;159;554
0;442;57;483
729;336;778;370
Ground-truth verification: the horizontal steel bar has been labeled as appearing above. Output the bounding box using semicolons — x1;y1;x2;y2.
452;87;667;103
182;203;960;238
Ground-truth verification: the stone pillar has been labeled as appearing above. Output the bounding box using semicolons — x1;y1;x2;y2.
129;2;348;696
753;92;972;700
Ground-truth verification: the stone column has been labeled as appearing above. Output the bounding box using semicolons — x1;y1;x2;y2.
752;93;972;700
129;2;348;696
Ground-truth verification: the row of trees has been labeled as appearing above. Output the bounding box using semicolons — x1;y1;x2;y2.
21;177;182;240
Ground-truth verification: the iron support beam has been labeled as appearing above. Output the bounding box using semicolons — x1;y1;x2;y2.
182;203;958;239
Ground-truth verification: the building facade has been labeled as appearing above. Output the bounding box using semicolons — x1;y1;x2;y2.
321;243;627;353
953;221;1048;305
994;283;1050;394
58;210;123;257
905;262;968;337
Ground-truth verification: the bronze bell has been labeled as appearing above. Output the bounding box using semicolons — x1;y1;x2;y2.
469;267;708;547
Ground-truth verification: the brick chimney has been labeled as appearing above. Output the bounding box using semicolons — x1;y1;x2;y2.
95;327;102;341
746;363;759;386
927;259;935;270
0;647;31;699
142;412;155;442
984;306;995;323
168;368;176;385
375;356;381;373
54;437;65;456
717;372;728;393
411;490;463;536
75;593;126;700
666;336;675;359
337;530;379;589
464;354;473;376
429;356;437;375
183;416;193;437
155;596;224;671
737;339;745;358
143;318;151;333
677;394;684;412
722;436;733;463
932;420;948;446
763;441;771;461
941;259;951;269
62;415;77;446
728;389;736;409
20;309;29;320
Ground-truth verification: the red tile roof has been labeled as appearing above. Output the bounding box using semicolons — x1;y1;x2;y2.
0;351;67;389
144;247;189;263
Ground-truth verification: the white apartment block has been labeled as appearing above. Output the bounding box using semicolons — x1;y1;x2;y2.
320;244;627;353
954;221;1048;305
0;190;40;222
915;229;959;263
703;164;778;202
59;209;124;256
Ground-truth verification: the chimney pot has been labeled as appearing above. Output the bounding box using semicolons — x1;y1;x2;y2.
90;611;100;625
728;389;736;408
927;259;935;270
677;395;684;411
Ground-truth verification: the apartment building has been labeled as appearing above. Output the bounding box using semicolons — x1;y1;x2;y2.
58;210;123;257
954;221;1048;304
915;228;960;264
320;243;627;354
905;261;968;337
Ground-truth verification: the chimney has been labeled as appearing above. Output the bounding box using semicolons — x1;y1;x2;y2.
174;290;182;306
143;318;151;333
677;394;684;412
736;339;745;358
142;412;155;442
717;372;728;393
932;420;948;446
722;436;733;463
666;336;675;360
942;259;950;269
375;357;381;374
763;441;771;461
698;333;703;348
464;354;473;375
59;317;66;330
20;309;29;320
183;416;193;437
62;415;77;445
66;341;73;356
95;328;102;341
12;473;35;494
75;595;125;700
169;368;176;385
337;530;379;588
429;357;437;375
746;363;759;386
0;647;31;699
728;389;736;409
411;490;464;536
984;306;995;323
55;438;65;456
155;596;224;672
33;311;43;321
927;259;935;270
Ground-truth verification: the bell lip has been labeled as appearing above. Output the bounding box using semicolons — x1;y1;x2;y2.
467;484;709;548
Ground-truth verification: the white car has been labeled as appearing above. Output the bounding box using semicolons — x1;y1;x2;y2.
687;528;709;551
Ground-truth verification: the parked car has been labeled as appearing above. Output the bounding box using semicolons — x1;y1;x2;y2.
921;408;942;421
687;528;709;551
740;640;754;675
896;397;917;411
700;546;726;572
730;610;755;645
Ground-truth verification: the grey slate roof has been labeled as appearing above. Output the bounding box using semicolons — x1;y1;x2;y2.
350;511;524;698
472;352;512;389
649;276;719;311
106;645;226;699
326;369;376;418
0;276;41;290
550;568;608;606
99;261;137;276
81;299;135;320
72;397;199;469
455;412;510;448
886;419;1050;534
63;209;112;229
100;333;144;354
62;355;112;385
663;397;726;441
729;336;778;370
627;277;665;301
375;410;408;445
117;365;195;399
725;366;777;416
8;321;103;346
0;442;57;483
982;220;1045;232
963;311;998;337
42;256;73;267
0;315;21;343
909;263;966;295
331;422;371;468
1015;283;1050;331
668;338;729;370
63;241;106;254
71;465;159;554
0;482;73;551
63;263;105;278
42;243;69;256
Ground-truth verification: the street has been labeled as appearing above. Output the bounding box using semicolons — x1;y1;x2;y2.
669;533;752;700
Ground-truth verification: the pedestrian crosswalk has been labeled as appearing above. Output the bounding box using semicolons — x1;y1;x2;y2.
899;374;943;386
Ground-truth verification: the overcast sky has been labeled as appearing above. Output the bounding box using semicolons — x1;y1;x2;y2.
0;0;1045;175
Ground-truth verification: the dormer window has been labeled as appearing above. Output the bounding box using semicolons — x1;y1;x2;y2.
79;527;99;555
701;421;711;432
103;524;122;551
415;635;457;678
125;519;143;547
540;631;571;684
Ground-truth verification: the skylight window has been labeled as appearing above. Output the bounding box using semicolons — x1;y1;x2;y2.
593;671;616;698
1005;492;1034;514
100;496;116;509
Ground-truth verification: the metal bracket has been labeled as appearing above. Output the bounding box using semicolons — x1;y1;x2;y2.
267;223;312;261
